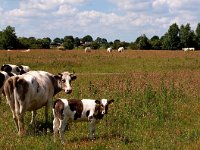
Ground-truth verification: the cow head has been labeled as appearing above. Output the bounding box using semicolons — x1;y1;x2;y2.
55;72;77;94
94;99;114;119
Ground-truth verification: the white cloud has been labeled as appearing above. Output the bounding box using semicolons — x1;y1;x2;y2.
53;4;78;16
0;0;199;42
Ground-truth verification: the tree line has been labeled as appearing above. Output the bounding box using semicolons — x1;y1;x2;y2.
0;23;200;50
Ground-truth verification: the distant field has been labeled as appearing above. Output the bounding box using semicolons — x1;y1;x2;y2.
0;49;200;149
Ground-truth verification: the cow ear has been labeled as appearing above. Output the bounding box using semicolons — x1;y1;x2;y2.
70;74;77;80
54;75;61;80
95;100;100;104
108;99;114;104
58;73;62;78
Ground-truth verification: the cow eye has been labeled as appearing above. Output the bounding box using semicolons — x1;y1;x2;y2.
61;79;65;83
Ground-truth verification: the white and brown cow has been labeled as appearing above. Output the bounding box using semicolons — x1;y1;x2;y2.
1;64;30;75
53;98;114;144
3;71;76;136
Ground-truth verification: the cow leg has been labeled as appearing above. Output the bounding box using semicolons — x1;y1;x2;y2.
8;101;19;132
89;119;96;140
17;110;25;136
59;118;67;145
30;110;37;125
53;117;60;143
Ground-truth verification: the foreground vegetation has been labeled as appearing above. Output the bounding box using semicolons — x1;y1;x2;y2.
0;49;200;149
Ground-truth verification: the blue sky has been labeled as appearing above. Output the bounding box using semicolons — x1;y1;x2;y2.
0;0;200;42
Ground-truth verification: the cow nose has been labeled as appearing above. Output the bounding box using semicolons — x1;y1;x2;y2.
65;89;72;94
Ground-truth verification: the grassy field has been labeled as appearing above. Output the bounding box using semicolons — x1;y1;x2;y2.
0;49;200;149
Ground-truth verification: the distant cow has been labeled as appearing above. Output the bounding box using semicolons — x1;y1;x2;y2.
107;47;112;53
118;47;124;52
1;64;30;75
182;47;195;51
53;98;114;144
4;71;76;136
85;47;91;53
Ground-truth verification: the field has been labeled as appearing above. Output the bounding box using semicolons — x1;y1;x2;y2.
0;49;200;149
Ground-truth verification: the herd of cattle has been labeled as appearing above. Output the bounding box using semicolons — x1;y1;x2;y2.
85;46;124;53
0;64;114;144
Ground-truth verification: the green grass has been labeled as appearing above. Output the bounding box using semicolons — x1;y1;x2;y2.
0;49;200;149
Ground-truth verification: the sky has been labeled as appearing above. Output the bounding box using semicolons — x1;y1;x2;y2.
0;0;200;42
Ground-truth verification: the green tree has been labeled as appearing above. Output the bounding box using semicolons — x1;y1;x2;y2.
113;39;120;49
135;34;151;50
74;37;81;48
160;33;170;50
42;37;51;49
150;35;161;50
63;39;74;50
1;26;19;49
53;37;62;45
196;23;200;49
82;35;93;43
167;23;180;50
90;41;100;49
179;23;196;48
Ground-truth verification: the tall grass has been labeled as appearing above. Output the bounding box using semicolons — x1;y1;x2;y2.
0;50;200;149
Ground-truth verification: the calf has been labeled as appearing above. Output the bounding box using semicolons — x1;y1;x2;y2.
53;98;114;144
1;64;30;75
4;71;76;136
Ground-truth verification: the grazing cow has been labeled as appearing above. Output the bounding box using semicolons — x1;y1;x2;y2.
53;98;114;144
85;47;91;53
107;47;112;53
182;48;189;51
189;47;195;51
1;64;30;75
4;71;76;136
118;47;124;52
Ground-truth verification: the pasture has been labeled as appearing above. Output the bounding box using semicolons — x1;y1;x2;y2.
0;49;200;149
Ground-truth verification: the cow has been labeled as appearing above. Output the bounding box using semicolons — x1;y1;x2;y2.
118;47;124;52
3;71;76;136
107;47;112;53
189;47;195;51
85;47;91;53
1;64;30;75
0;71;15;98
53;98;114;144
182;48;189;52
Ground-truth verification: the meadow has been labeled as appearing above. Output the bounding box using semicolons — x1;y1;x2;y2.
0;49;200;149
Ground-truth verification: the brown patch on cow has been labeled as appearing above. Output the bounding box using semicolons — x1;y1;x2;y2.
93;102;104;120
68;99;83;120
53;99;65;120
105;99;114;114
3;77;14;100
47;74;61;95
0;72;5;88
14;77;29;101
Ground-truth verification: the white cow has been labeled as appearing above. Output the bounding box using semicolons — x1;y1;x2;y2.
1;64;30;75
85;47;91;53
118;47;124;52
182;48;189;51
189;47;195;51
53;98;114;144
4;71;76;136
107;47;112;53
